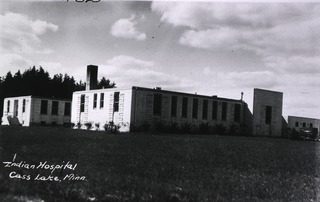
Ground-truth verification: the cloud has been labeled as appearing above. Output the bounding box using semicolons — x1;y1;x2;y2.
0;12;58;55
0;53;33;77
98;55;195;91
110;15;146;41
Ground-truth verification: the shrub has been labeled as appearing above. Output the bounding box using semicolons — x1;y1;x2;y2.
289;128;301;140
152;121;167;133
228;124;239;135
199;122;211;134
104;121;120;134
70;122;76;128
168;121;180;133
95;123;100;131
76;122;82;129
215;124;226;135
84;122;93;130
181;122;192;134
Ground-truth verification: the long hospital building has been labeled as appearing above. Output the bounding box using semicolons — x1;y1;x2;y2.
71;65;284;136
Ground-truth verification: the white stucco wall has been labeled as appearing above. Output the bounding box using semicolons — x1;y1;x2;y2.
71;88;133;132
2;96;32;126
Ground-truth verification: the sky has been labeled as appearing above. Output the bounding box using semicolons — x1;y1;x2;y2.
0;0;320;119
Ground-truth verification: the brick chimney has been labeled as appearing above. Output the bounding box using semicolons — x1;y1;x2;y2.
86;65;98;91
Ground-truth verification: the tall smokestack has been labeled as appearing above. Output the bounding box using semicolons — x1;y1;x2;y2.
86;65;98;91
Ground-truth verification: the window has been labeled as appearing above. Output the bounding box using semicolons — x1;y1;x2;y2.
22;99;26;113
52;101;59;115
171;96;177;117
212;101;218;120
100;93;104;108
202;100;208;120
14;100;18;116
265;106;272;125
64;102;71;116
303;122;306;127
7;100;10;112
192;98;198;119
221;102;227;121
182;97;188;118
114;92;120;112
234;103;241;122
80;95;85;112
295;122;299;127
310;123;313;128
153;93;162;115
93;93;97;109
41;100;48;114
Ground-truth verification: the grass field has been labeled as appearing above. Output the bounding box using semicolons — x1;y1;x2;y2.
1;126;320;201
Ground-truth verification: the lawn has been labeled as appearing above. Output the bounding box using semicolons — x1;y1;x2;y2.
0;126;320;201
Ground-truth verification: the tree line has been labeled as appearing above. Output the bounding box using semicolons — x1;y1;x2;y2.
0;66;116;118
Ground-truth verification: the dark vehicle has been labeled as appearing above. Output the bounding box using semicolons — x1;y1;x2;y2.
299;127;319;141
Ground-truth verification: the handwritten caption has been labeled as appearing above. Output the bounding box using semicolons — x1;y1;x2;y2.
2;154;86;182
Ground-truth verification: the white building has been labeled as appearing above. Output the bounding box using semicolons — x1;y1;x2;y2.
71;65;252;132
288;116;320;131
2;95;71;127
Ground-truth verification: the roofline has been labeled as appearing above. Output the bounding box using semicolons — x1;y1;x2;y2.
4;95;71;102
73;87;132;94
288;115;320;121
254;88;283;94
132;86;245;103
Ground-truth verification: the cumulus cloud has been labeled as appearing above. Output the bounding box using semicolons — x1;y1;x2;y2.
0;53;32;76
152;2;320;56
0;12;58;54
110;15;146;41
98;55;195;91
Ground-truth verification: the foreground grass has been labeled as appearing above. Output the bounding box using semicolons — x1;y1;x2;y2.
1;126;320;201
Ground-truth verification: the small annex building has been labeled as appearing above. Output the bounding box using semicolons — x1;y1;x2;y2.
71;65;253;132
1;95;72;127
288;116;320;132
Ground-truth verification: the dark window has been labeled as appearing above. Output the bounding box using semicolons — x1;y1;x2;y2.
171;96;177;117
153;93;162;115
182;97;188;118
234;103;241;122
14;100;18;116
114;92;120;112
22;99;26;113
303;122;306;127
192;98;198;119
93;93;97;109
202;100;208;120
64;102;71;116
265;106;272;125
80;95;85;112
221;102;227;121
310;123;313;128
41;100;48;115
212;101;218;120
295;122;299;127
100;93;104;108
51;101;59;115
7;100;10;112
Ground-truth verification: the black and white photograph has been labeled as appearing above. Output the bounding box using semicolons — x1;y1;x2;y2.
1;0;320;201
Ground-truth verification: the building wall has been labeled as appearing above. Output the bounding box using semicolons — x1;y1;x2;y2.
288;116;320;132
253;88;283;137
131;87;251;131
1;96;71;127
30;98;71;126
71;88;132;132
1;96;32;126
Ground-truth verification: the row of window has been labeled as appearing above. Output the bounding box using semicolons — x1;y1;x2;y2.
295;121;313;128
40;100;71;116
153;94;242;122
80;92;120;113
7;99;27;116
